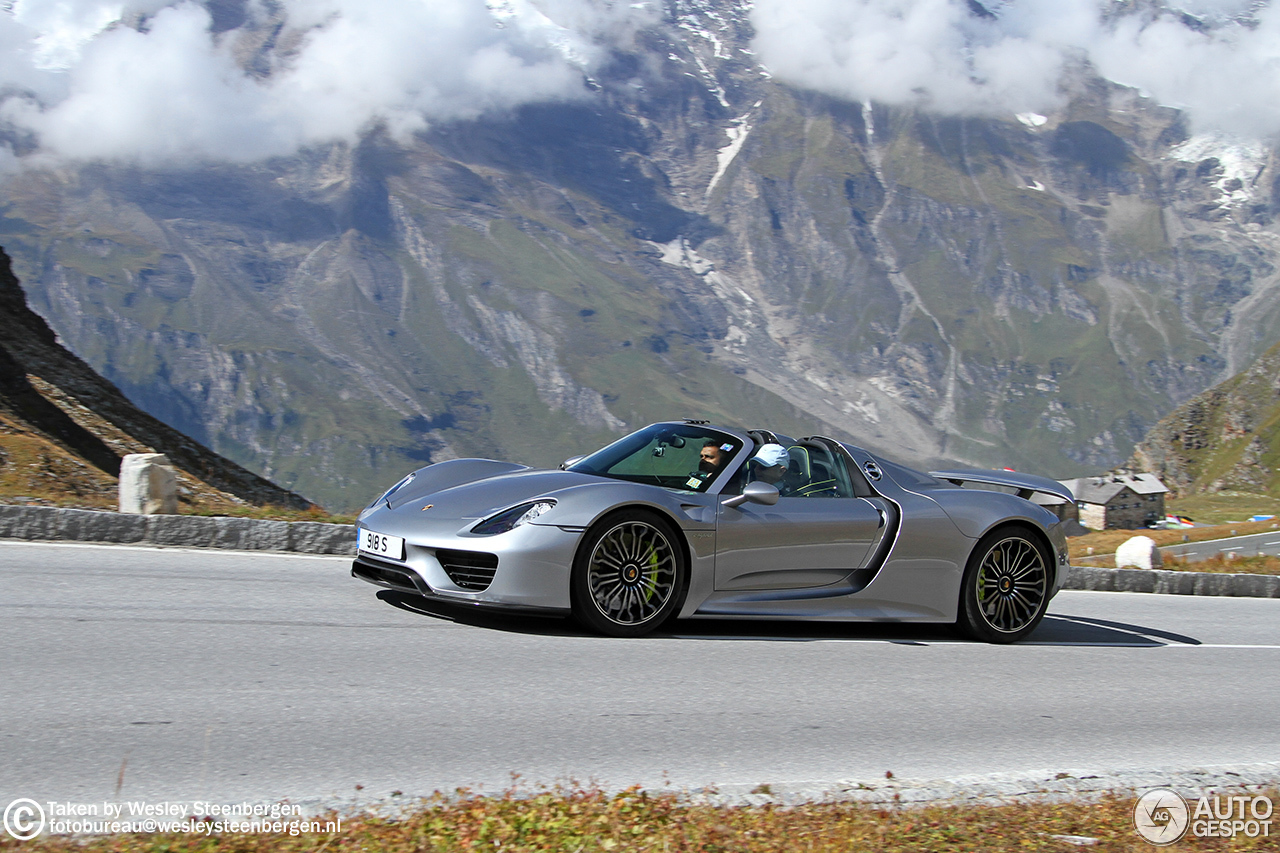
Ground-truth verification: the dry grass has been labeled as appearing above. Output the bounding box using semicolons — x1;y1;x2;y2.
1161;553;1280;575
1167;493;1280;526
1078;552;1280;574
0;430;118;510
0;419;352;522
180;505;355;525
4;787;1276;853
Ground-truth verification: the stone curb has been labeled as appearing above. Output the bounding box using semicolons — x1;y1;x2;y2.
690;761;1280;807
1064;564;1280;598
304;762;1280;815
0;504;354;555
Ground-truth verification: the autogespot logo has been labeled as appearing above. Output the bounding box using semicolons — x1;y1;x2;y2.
1133;788;1190;845
1134;788;1275;845
4;798;46;841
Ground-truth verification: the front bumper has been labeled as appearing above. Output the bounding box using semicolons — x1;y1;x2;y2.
350;517;580;612
352;555;573;615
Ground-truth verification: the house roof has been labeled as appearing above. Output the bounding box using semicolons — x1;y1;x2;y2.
1059;472;1168;505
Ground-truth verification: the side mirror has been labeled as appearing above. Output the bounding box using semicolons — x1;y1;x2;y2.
721;481;780;508
560;455;586;470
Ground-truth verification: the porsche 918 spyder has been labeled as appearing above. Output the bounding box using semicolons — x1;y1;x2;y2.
352;421;1074;642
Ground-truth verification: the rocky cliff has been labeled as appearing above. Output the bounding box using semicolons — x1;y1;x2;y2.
1133;340;1280;498
0;246;311;511
2;1;1280;510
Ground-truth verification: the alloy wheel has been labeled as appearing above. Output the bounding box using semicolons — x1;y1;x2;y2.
974;535;1048;634
585;520;677;626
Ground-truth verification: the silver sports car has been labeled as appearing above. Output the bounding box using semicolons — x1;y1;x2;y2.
353;420;1074;642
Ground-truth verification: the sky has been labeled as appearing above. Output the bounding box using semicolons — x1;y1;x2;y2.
0;0;1278;169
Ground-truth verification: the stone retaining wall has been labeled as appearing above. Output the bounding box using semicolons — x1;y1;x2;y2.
0;504;354;555
1062;564;1279;598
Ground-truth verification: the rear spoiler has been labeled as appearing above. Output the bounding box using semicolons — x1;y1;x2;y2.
929;469;1075;506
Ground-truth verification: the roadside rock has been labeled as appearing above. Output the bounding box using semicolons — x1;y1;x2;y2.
1115;535;1163;570
119;453;178;514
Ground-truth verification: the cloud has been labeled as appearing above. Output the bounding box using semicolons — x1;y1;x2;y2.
6;0;1278;168
750;0;1280;138
0;0;659;165
1091;3;1280;139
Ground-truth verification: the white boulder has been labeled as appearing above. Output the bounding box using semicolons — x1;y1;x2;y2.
119;453;179;515
1115;535;1163;570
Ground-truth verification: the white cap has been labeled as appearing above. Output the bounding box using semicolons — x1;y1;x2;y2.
752;443;789;468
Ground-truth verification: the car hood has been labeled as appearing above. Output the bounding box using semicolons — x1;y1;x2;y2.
383;463;603;520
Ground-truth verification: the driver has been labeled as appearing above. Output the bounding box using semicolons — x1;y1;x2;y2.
699;441;728;477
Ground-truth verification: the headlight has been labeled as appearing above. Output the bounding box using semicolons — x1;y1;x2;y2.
472;500;556;535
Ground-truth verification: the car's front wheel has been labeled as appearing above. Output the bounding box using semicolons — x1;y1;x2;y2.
957;526;1052;643
571;510;687;637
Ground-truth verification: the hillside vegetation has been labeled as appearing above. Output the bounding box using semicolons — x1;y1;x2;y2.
1134;340;1280;497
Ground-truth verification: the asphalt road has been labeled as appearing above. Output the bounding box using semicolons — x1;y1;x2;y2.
1161;529;1280;562
2;541;1278;808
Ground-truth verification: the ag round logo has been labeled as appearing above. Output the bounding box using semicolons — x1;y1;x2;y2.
1134;788;1190;845
4;798;46;841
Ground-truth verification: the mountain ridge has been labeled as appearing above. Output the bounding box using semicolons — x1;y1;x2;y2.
0;245;312;511
2;0;1280;510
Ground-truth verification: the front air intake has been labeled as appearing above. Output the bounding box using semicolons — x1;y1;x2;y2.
437;549;499;591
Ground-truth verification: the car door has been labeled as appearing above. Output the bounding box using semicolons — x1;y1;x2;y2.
713;442;890;591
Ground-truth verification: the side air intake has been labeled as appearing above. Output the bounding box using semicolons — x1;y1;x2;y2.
437;549;499;591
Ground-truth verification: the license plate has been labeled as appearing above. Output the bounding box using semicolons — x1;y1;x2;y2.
358;528;405;561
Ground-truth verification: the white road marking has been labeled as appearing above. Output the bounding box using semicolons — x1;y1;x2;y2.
670;636;1280;649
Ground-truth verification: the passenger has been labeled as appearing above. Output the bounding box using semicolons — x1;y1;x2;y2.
749;443;792;494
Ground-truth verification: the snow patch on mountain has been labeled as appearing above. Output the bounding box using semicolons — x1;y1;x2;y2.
1168;132;1268;205
652;237;757;310
706;105;758;198
486;0;591;67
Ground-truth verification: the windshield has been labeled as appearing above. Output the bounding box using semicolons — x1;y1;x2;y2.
568;424;744;492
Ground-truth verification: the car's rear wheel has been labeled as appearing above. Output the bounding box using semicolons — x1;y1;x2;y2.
571;510;687;637
957;526;1052;643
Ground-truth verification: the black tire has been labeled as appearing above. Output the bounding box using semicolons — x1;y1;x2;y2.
957;525;1053;643
571;509;688;637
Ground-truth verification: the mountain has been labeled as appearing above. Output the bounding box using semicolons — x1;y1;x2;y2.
2;1;1280;511
1132;339;1280;498
0;246;311;511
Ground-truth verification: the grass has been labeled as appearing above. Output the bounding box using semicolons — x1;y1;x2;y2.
0;431;118;510
1069;514;1280;574
1078;551;1280;574
1167;493;1280;526
5;785;1276;852
1163;553;1280;575
181;505;355;525
1069;518;1280;561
